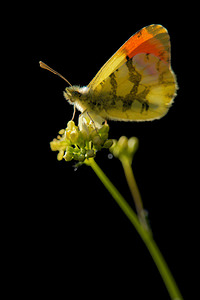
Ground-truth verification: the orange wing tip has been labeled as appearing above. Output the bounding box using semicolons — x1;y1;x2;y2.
120;24;171;64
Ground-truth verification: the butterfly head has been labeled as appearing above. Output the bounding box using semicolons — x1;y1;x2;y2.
64;86;89;104
64;86;81;103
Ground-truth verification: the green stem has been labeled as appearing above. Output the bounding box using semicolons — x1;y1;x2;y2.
120;155;151;233
85;158;183;300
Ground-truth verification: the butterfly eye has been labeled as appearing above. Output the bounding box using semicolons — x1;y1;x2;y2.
64;88;82;103
73;91;81;98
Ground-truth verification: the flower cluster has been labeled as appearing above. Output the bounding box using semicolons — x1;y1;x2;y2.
50;114;113;163
110;136;139;165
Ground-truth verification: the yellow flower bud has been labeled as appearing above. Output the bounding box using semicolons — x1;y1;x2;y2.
103;139;113;149
69;130;79;144
63;151;73;161
92;135;103;147
57;150;64;161
58;129;65;135
67;120;76;131
86;149;95;158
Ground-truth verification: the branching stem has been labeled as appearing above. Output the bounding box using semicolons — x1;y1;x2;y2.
85;158;183;300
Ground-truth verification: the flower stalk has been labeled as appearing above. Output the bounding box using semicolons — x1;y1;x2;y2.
110;136;151;233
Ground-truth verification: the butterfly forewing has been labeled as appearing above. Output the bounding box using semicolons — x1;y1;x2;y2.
88;24;171;91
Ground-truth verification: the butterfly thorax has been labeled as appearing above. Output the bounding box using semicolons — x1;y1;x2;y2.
64;85;112;119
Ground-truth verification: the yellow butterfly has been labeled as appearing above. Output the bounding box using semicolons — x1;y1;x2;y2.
40;24;177;124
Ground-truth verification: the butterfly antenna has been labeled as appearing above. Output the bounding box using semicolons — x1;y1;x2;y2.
39;61;72;87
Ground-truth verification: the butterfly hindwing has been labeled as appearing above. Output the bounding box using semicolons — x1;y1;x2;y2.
88;53;176;121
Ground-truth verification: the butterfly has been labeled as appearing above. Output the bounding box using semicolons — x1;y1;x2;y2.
40;24;177;125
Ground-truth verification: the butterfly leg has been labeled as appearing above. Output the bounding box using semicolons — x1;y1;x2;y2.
78;109;98;132
71;105;76;121
86;111;98;132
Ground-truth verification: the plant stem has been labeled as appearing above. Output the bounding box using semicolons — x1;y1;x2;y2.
120;155;151;233
85;158;183;300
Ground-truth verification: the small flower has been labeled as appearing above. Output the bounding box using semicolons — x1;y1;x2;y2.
50;114;113;163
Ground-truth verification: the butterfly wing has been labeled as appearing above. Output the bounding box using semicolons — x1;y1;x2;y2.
90;53;176;121
88;24;171;91
87;24;177;121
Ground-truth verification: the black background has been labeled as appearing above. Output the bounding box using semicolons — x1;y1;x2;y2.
9;3;198;299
